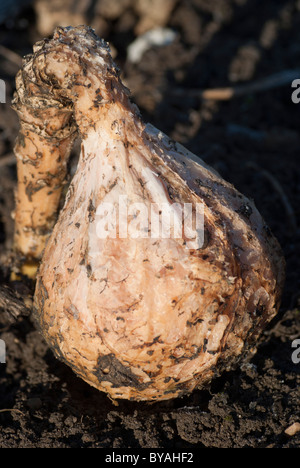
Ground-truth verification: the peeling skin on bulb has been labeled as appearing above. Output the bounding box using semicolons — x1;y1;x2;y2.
12;26;285;401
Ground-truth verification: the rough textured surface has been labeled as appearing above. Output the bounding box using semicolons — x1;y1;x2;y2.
0;0;299;447
12;26;284;401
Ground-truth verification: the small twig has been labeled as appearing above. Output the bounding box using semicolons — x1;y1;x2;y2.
0;408;25;416
247;162;297;234
0;153;16;168
0;44;22;68
171;69;300;100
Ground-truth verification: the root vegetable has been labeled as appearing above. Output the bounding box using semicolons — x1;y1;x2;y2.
12;26;285;401
12;46;77;274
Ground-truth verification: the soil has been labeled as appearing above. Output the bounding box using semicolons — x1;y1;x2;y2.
0;0;299;449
